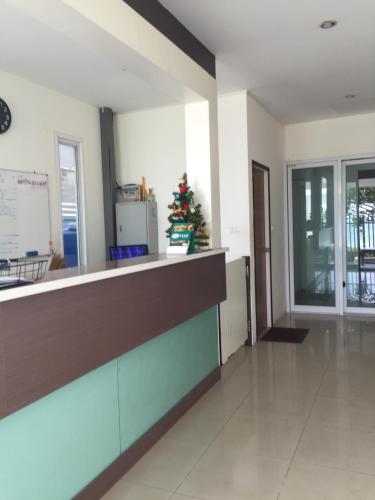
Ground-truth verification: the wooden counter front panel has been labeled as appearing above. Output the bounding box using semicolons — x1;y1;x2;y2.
0;253;226;418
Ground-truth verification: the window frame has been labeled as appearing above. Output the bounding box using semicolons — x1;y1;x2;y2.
55;132;87;267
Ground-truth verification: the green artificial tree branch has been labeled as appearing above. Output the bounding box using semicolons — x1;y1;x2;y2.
166;173;210;246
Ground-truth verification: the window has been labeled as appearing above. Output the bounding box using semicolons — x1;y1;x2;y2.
291;165;335;307
57;139;82;267
321;176;328;228
305;181;311;222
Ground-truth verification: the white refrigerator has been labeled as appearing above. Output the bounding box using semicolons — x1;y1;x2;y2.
116;201;158;254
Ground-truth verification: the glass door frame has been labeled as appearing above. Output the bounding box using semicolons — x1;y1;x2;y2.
342;157;375;315
287;160;343;314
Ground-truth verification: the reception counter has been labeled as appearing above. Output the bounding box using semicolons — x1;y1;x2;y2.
0;249;226;500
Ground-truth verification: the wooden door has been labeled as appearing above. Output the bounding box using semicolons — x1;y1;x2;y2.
253;163;271;338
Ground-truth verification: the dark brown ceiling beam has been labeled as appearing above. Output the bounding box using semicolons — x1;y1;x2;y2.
122;0;216;78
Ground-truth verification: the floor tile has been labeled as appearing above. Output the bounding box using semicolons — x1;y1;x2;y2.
319;369;375;404
164;402;228;446
310;396;375;432
123;437;206;492
220;347;249;382
236;386;313;423
212;414;303;460
177;445;288;500
225;361;268;387
295;422;375;475
197;376;250;417
279;460;375;500
102;480;171;500
328;352;375;377
170;495;203;500
259;369;322;398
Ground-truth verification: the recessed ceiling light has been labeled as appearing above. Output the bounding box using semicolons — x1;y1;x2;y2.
345;94;357;99
320;20;338;29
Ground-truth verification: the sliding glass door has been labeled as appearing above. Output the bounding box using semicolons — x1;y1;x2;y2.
288;162;339;312
344;159;375;312
288;158;375;314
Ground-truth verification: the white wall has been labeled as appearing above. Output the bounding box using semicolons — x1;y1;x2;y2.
247;93;286;329
219;93;251;260
115;105;187;252
218;92;250;362
185;101;212;236
218;91;286;360
0;71;105;264
285;112;375;161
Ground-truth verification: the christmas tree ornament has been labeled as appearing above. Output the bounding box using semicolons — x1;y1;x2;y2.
166;173;210;248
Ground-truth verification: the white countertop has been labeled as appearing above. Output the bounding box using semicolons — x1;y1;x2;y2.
0;248;227;303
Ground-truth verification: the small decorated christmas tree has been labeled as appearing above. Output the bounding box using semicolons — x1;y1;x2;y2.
166;173;210;247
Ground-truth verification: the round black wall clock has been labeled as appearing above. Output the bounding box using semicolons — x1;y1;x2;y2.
0;98;12;134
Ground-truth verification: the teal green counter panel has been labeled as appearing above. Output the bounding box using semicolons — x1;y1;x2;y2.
118;307;219;451
0;361;120;500
0;307;219;500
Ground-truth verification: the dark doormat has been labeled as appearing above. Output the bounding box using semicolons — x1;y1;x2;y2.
261;326;309;344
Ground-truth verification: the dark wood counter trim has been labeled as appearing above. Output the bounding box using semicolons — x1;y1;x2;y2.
0;253;226;418
75;366;220;500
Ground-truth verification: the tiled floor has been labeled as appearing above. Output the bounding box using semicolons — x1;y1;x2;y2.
103;314;375;500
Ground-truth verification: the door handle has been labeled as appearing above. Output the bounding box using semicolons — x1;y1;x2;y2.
119;224;122;232
264;247;271;253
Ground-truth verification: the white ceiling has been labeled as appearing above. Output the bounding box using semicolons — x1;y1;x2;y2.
159;0;375;123
0;1;198;113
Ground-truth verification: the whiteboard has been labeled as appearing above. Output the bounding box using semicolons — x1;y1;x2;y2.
0;169;51;259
